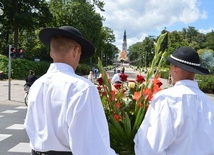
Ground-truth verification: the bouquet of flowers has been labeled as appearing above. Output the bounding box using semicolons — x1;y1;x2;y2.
96;33;167;154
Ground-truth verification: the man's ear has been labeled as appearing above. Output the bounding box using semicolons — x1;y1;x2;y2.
50;51;53;59
73;46;81;58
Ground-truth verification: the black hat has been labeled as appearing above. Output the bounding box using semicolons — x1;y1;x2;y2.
166;46;209;75
39;26;95;60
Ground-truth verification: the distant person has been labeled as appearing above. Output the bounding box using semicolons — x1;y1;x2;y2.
111;70;122;84
113;68;116;74
98;68;110;79
94;67;99;79
121;66;125;74
134;46;214;155
88;70;94;82
24;26;116;155
24;70;37;92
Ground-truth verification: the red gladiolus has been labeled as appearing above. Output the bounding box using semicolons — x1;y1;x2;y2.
114;114;120;121
128;80;135;83
97;77;104;85
146;104;149;111
155;74;161;79
153;84;162;94
111;90;115;101
153;78;163;87
136;74;145;83
120;73;128;82
97;85;102;91
143;88;153;101
102;91;107;96
133;91;141;101
115;102;120;108
138;103;143;107
114;83;122;90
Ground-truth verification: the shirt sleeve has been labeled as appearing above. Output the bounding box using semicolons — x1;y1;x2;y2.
134;97;177;155
66;86;116;155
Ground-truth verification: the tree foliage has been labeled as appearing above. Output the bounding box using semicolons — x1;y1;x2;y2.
0;0;52;53
128;27;214;71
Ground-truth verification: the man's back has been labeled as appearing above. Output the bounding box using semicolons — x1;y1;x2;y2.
134;80;214;155
25;63;114;154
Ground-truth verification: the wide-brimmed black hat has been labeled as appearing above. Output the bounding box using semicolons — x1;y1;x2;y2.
39;26;95;60
166;46;209;75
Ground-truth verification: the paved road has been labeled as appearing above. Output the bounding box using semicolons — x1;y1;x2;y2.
0;66;213;154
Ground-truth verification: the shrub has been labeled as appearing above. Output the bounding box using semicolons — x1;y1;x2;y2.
76;64;91;75
196;74;214;93
0;54;50;79
159;68;169;79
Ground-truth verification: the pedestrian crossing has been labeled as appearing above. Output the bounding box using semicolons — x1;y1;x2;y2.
0;105;31;154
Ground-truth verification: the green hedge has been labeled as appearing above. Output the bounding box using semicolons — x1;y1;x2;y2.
76;64;91;75
0;54;90;79
0;55;50;79
196;74;214;94
160;68;169;79
160;68;214;94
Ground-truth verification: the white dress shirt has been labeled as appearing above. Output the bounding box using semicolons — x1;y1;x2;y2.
134;80;214;155
111;73;121;84
24;63;116;155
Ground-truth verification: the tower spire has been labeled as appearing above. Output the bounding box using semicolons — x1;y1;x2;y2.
122;29;127;51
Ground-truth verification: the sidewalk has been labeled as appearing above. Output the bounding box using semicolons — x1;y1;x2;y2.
0;79;26;105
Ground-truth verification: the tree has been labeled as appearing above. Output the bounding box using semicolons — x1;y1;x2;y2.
159;28;169;53
49;0;116;65
168;30;188;56
49;0;104;64
102;43;118;66
0;0;52;54
128;42;144;67
141;36;156;67
97;27;116;65
184;26;199;43
203;31;214;51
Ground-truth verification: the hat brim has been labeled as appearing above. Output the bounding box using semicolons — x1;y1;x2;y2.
39;28;95;60
166;57;210;75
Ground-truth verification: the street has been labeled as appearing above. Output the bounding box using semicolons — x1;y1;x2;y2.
0;79;31;155
0;104;30;155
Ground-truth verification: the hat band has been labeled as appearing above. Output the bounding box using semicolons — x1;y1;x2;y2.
170;55;200;66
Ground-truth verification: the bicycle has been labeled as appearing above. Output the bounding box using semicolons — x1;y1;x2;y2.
24;85;30;106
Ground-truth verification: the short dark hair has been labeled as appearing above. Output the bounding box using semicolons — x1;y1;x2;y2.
29;70;35;75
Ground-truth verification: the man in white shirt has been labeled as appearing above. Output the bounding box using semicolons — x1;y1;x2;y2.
134;46;214;155
111;69;122;84
24;26;116;155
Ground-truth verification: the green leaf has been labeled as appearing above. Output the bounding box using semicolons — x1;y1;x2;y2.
109;115;126;137
133;107;144;133
124;113;132;138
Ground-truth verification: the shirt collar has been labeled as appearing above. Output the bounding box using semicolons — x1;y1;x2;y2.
174;80;199;89
47;63;75;73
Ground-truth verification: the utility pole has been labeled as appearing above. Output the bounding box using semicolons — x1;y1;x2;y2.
8;45;12;100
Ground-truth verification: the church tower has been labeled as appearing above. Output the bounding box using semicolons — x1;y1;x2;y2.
118;30;128;62
122;30;127;52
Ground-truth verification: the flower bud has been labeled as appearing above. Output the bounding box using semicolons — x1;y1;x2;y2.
128;81;135;88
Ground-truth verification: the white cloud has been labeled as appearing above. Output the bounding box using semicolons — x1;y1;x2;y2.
96;0;208;50
198;27;214;34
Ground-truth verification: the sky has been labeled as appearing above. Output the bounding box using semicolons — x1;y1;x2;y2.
95;0;214;51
